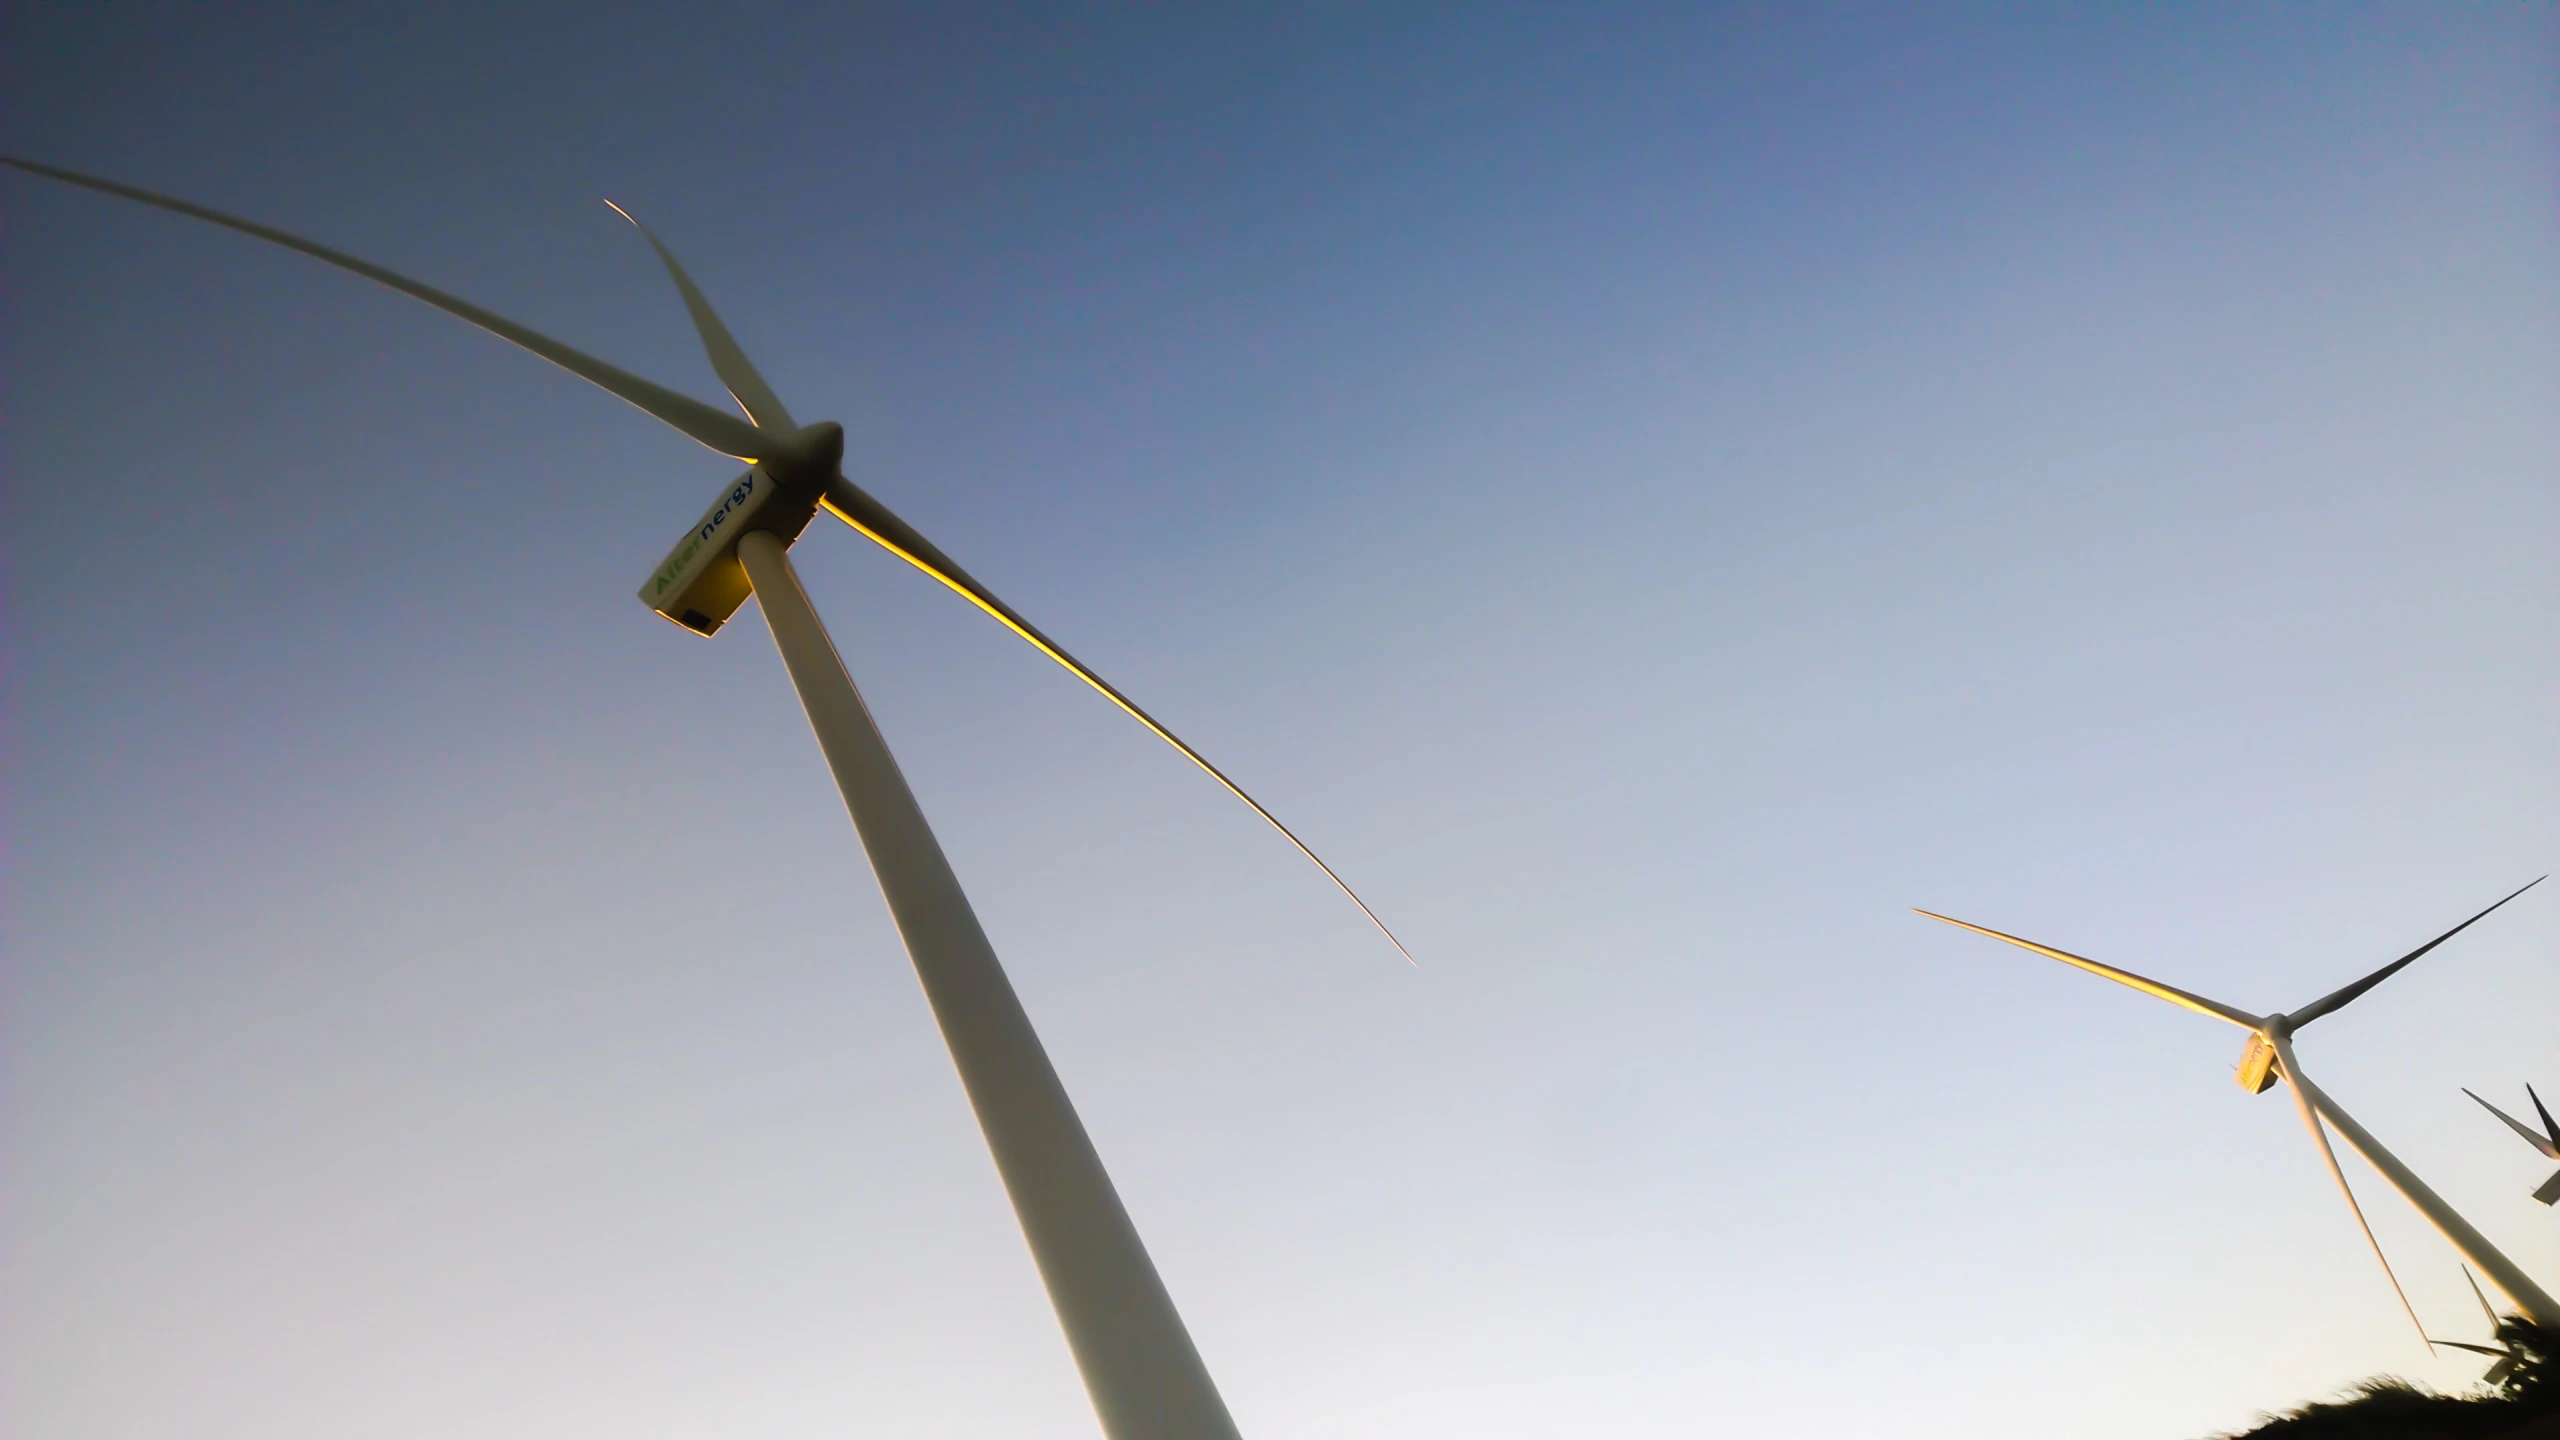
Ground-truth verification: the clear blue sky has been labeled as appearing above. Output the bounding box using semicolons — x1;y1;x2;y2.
6;5;2556;1437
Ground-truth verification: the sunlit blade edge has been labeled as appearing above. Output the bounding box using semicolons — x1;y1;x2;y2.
1912;911;2260;1028
821;484;1413;963
603;200;794;432
2290;877;2546;1027
2;157;764;460
2281;1056;2432;1350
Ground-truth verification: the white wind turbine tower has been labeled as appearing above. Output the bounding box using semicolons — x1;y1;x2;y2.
1917;879;2560;1340
7;156;1414;1440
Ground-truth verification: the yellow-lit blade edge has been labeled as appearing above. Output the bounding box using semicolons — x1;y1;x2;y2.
1913;911;2260;1029
822;484;1412;964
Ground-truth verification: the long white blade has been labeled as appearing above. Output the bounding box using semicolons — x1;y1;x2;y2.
2;157;766;461
2279;1056;2431;1348
2288;877;2545;1028
824;475;1413;963
2464;1089;2560;1161
603;202;794;432
1912;911;2261;1029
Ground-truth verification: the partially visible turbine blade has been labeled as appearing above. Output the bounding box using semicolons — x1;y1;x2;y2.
2533;1170;2560;1207
2467;1267;2503;1330
2530;1084;2558;1150
1;157;765;461
603;201;794;432
2459;1269;2521;1382
2432;1340;2508;1357
1912;911;2262;1029
2281;1056;2431;1348
821;475;1412;963
2464;1089;2560;1161
2289;877;2545;1028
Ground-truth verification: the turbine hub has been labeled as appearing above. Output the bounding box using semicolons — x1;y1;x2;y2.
762;421;844;489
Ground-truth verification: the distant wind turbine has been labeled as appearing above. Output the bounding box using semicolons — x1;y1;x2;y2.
2431;1268;2526;1386
2463;1085;2560;1206
6;155;1414;1440
1916;878;2559;1339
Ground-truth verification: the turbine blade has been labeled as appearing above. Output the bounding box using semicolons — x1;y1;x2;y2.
2530;1084;2558;1150
1;157;765;461
2464;1089;2560;1161
2466;1267;2502;1331
2282;1057;2432;1349
1911;912;2261;1028
603;201;793;432
2458;1268;2520;1384
2289;877;2545;1028
2533;1169;2560;1207
2431;1341;2508;1358
821;476;1412;963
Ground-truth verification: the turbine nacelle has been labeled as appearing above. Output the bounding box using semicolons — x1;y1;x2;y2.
639;424;842;637
2235;1027;2281;1095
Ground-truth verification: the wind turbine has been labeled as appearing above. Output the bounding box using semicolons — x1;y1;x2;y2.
6;156;1411;1440
2432;1268;2526;1386
1916;878;2560;1338
2463;1085;2560;1206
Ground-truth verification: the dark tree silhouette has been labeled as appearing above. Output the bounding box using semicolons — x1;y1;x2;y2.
2216;1320;2560;1439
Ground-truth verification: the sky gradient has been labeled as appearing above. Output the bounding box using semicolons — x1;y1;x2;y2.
7;5;2558;1437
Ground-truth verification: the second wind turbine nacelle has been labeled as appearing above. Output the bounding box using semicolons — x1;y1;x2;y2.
2235;1028;2280;1094
638;424;840;635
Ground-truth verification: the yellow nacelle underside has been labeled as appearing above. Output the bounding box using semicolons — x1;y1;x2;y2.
2235;1032;2280;1094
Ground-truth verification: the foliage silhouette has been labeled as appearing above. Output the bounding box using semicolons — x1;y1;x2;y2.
2217;1319;2559;1439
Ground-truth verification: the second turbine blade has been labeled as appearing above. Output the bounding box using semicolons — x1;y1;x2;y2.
1913;911;2262;1029
2281;1061;2432;1349
821;474;1412;963
0;157;766;461
2288;877;2545;1028
606;201;795;432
